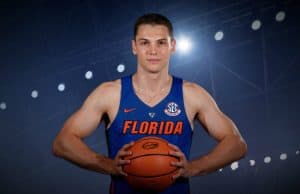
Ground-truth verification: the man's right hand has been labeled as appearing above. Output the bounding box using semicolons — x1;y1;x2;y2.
112;141;134;176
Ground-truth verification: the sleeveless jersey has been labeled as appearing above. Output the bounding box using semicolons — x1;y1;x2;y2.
106;74;193;194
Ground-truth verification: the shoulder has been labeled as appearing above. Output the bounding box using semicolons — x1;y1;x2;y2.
182;80;216;109
83;79;121;109
182;80;208;97
92;79;121;96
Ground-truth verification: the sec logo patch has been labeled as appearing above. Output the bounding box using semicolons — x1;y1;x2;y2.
164;102;181;116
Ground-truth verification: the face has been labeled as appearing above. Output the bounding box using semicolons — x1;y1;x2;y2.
132;24;176;73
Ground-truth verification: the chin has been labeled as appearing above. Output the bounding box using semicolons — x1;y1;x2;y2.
149;70;162;74
139;62;167;73
149;65;166;72
145;68;161;74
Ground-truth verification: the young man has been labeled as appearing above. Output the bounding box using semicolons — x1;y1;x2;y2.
52;13;247;194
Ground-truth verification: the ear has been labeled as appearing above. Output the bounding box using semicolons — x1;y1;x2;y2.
170;38;176;54
132;39;137;55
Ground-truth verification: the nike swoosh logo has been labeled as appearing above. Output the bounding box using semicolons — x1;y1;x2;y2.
124;108;136;113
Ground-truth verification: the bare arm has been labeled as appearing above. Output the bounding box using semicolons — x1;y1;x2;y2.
52;81;131;175
171;82;247;178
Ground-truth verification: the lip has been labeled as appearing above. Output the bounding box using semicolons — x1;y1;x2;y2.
147;59;161;63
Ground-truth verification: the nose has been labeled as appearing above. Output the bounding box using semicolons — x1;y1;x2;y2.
148;44;158;55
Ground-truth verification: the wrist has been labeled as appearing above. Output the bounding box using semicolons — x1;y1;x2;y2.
185;161;197;177
94;154;116;175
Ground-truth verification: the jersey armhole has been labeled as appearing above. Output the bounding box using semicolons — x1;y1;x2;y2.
181;80;194;132
106;79;124;131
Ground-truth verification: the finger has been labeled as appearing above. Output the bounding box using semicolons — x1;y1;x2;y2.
122;141;135;150
117;150;132;157
118;168;128;176
169;150;183;157
117;159;131;166
168;143;180;151
170;161;184;167
172;168;183;180
116;163;129;177
169;150;185;160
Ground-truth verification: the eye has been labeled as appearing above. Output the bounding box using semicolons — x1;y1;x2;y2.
158;40;167;45
140;41;149;45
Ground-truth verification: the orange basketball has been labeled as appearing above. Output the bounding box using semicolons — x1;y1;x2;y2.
123;136;179;191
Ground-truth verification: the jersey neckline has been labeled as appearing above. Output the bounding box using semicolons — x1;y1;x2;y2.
129;74;175;109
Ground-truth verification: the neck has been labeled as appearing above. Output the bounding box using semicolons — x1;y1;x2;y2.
133;71;171;93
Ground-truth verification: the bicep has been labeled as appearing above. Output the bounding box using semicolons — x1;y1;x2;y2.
60;88;105;138
198;107;239;141
62;105;102;138
196;89;240;141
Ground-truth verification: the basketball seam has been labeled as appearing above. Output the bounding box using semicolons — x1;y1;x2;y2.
126;168;178;178
127;153;178;160
135;137;168;143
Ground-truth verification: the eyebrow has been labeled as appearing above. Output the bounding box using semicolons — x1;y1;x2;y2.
137;38;168;42
137;38;148;42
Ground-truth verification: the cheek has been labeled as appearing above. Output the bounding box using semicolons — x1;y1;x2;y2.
139;51;147;59
138;48;147;55
135;49;144;57
161;50;171;57
137;53;147;62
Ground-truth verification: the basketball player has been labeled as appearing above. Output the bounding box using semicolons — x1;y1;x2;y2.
53;13;247;194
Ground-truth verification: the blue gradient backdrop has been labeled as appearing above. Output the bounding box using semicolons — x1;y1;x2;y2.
1;0;299;193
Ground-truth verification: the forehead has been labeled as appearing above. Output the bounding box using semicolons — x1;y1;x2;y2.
136;24;171;40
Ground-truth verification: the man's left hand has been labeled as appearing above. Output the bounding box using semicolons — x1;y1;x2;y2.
168;143;194;179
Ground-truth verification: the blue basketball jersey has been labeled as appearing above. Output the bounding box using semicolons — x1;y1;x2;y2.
106;74;193;194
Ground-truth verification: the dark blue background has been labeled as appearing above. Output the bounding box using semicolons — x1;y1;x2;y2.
1;0;299;193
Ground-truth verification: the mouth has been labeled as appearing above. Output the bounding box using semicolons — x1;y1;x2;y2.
147;59;161;64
